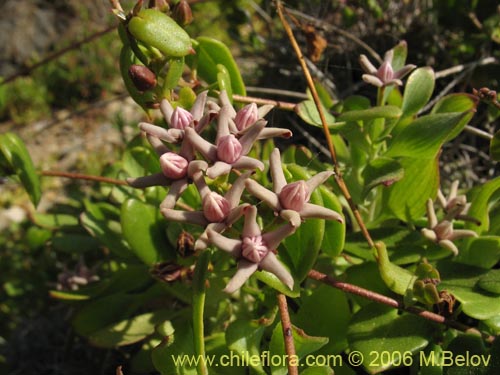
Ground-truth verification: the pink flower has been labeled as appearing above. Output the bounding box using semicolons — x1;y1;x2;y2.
245;148;344;225
234;103;258;131
170;107;193;130
203;192;231;223
207;205;299;293
216;135;243;164
159;152;189;179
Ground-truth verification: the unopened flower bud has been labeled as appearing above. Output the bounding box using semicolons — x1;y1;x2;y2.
217;135;242;164
241;236;268;263
128;64;157;92
279;181;310;211
377;61;394;83
203;193;231;222
171;107;193;129
159;152;189;179
234;103;258;131
173;0;193;26
434;221;454;240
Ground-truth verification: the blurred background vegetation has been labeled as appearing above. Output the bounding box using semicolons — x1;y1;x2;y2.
0;0;498;373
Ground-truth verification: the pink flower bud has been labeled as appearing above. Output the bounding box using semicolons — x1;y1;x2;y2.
241;236;268;263
171;107;193;130
159;152;189;179
216;135;242;164
377;61;394;84
434;221;454;240
279;181;310;211
234;103;258;131
203;192;231;222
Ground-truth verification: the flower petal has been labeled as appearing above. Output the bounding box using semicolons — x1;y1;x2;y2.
196;222;226;251
300;203;344;222
239;120;266;155
245;179;281;211
140;122;183;143
270;148;287;194
231;156;264;172
219;90;237;118
184;127;217;161
146;134;169;155
160;179;189;209
224;260;258;294
215;106;233;142
242;205;261;238
306;171;334;192
262;223;297;251
256;127;293;140
362;74;384;88
127;173;169;188
359;54;378;74
206;161;232;179
259;252;294;291
191;90;208;121
160;99;174;126
207;228;242;257
225;172;253;208
161;208;207;227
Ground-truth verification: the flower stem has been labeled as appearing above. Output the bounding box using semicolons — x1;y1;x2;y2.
276;1;375;248
277;293;298;375
307;269;495;344
192;250;211;375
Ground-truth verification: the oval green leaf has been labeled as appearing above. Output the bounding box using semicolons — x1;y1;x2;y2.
337;105;401;123
362;156;404;197
401;67;435;117
318;186;345;257
0;132;41;206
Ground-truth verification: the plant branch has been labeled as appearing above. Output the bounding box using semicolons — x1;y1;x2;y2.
277;293;298;375
1;25;117;86
276;1;375;248
232;94;297;111
40;171;128;186
308;269;495;344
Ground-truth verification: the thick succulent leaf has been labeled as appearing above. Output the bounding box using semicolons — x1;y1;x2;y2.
253;270;300;298
123;146;161;178
226;319;269;374
437;260;500;320
121;198;174;264
281;164;325;282
478;269;500;294
455;236;500;269
0;132;41;206
128;9;192;57
270;323;329;375
337;105;401;123
187;36;246;96
381;157;439;222
88;310;173;348
430;93;478;141
362;157;404;197
294;285;350;354
347;303;435;374
374;242;416;296
318;186;345;257
401;67;435;117
296;100;337;128
386;112;469;159
465;176;500;234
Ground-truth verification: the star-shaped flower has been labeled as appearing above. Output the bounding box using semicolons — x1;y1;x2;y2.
161;167;252;250
421;198;478;255
245;148;344;226
359;48;416;88
184;104;265;178
207;205;298;293
436;180;480;225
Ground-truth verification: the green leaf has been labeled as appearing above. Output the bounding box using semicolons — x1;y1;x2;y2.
226;319;268;374
386;112;469;158
337;105;401;123
381;157;439;222
81;202;135;259
318;186;345;257
253;270;300;298
88;311;172;348
347;303;435;374
216;64;232;101
374;242;416;296
430;93;478;141
465;176;500;234
294;285;350;354
128;9;192;57
418;344;443;375
346;262;394;307
122;145;160;178
188;36;246;96
362;157;404;197
269;323;329;375
296;100;337;128
121;198;174;265
478;269;500;294
455;236;500;269
49;290;92;301
282;164;325;282
32;212;80;229
0;132;41;206
401;67;435;117
491;130;500;162
51;233;100;253
438;260;500;320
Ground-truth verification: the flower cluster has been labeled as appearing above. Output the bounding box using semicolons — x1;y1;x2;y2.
128;91;343;293
421;181;478;255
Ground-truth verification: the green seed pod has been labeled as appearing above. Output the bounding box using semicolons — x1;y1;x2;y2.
128;9;192;58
